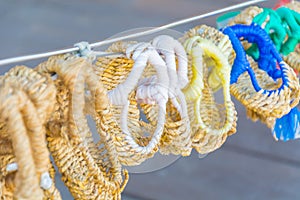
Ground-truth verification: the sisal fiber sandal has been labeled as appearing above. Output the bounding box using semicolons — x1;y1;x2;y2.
95;41;172;165
284;45;300;73
230;5;300;73
138;35;192;156
228;6;264;26
0;66;61;199
227;6;300;140
36;55;127;200
223;24;300;122
286;0;300;13
180;25;237;154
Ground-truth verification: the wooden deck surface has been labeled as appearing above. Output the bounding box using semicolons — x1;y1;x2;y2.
1;0;300;199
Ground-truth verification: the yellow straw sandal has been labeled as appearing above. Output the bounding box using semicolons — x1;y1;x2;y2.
36;55;128;200
0;66;61;200
181;25;237;154
181;25;236;90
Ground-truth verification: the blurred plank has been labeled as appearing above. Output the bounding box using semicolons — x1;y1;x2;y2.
124;150;300;200
225;100;300;164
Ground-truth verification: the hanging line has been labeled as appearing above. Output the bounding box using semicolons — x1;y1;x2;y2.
0;0;267;66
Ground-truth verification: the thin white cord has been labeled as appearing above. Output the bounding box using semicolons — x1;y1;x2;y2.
90;0;267;48
0;0;266;66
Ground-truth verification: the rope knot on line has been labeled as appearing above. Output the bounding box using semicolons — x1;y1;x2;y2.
74;41;92;57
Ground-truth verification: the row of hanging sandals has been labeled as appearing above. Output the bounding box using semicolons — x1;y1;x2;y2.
1;1;300;199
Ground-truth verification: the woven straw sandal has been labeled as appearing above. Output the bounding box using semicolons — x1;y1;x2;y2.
275;7;300;55
227;6;300;140
180;25;237;154
230;5;300;72
284;45;300;73
0;120;15;200
283;5;300;73
246;7;300;57
0;66;61;199
95;41;172;165
223;24;300;122
181;25;236;91
36;55;128;200
248;48;300;141
251;8;286;54
286;0;300;12
274;8;300;139
228;6;263;26
137;35;192;156
228;6;285;58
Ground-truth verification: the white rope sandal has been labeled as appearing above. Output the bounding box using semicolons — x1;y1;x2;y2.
138;35;192;156
95;41;170;165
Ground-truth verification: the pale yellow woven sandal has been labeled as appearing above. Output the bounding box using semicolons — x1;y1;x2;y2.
181;25;237;154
